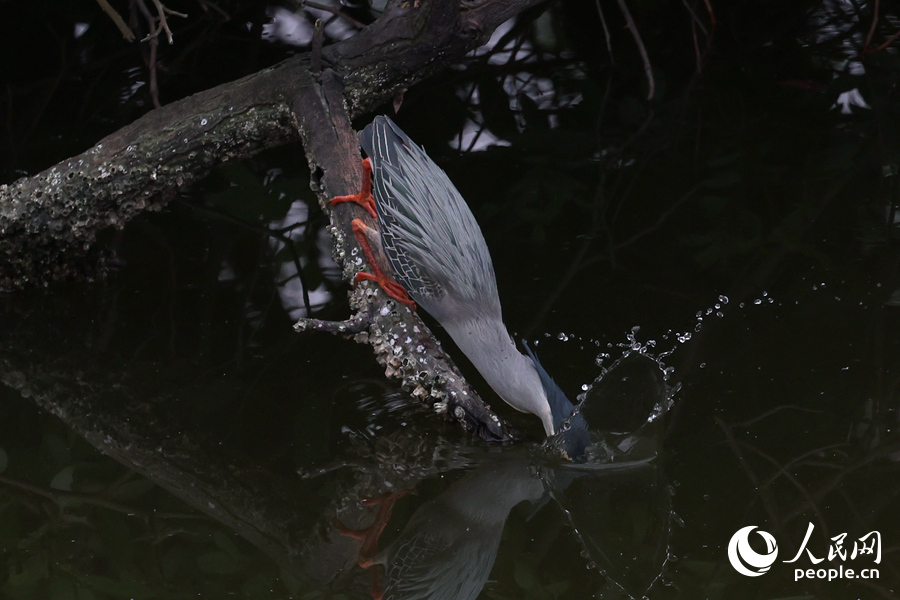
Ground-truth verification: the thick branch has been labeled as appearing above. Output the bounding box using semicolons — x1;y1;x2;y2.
0;0;543;291
3;0;534;438
0;67;302;291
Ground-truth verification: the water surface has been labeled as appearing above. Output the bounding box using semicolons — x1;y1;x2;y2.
1;1;898;599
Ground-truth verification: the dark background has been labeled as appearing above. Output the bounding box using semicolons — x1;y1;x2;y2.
1;0;898;598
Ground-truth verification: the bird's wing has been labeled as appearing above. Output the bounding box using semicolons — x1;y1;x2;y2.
359;116;501;320
383;527;501;600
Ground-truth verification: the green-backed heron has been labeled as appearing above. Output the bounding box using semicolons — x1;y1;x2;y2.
336;457;545;600
332;116;589;457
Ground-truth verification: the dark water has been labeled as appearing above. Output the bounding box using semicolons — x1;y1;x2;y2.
2;1;899;599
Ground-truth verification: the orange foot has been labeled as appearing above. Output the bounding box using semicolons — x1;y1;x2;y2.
335;489;412;600
352;219;416;310
329;158;377;219
336;490;412;567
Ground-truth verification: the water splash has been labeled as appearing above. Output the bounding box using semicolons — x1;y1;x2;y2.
541;290;789;463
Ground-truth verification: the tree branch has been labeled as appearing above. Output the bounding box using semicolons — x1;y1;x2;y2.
0;346;470;590
0;0;544;293
3;0;538;439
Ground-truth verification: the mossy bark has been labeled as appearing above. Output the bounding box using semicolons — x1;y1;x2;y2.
0;0;541;292
2;0;541;444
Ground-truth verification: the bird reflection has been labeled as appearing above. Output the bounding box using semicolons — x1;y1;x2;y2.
334;352;676;600
338;456;544;600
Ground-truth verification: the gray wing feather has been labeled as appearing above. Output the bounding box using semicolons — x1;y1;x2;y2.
383;528;500;600
359;116;501;321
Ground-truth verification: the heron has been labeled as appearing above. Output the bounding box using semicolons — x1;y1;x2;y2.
336;456;546;600
331;116;589;459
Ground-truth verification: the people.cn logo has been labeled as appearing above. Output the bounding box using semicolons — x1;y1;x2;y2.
728;526;779;577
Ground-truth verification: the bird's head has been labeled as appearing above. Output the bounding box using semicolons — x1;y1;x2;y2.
522;341;592;461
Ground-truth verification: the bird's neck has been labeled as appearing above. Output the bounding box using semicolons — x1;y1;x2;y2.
521;341;581;437
443;316;555;434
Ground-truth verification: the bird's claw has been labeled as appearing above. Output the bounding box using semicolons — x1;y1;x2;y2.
329;158;377;219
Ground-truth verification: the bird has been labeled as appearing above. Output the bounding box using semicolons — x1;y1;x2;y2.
337;456;546;600
331;115;590;459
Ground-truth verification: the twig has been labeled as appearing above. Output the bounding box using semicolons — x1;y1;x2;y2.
196;0;231;21
0;474;149;517
176;199;314;317
294;311;372;335
303;0;367;30
731;404;824;428
714;417;781;526
133;0;162;106
135;0;155;26
152;0;188;44
614;184;699;250
4;85;14;162
683;0;708;73
864;0;880;51
782;445;893;523
311;19;325;74
739;441;829;537
681;0;708;38
691;18;701;73
458;83;479;149
702;0;715;26
615;0;655;100
524;160;608;338
867;27;900;54
594;0;615;66
96;0;136;41
148;37;161;108
758;443;848;488
679;3;718;114
137;0;188;45
24;26;66;142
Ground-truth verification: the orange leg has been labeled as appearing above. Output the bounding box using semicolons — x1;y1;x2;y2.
370;567;384;600
335;490;412;599
329;158;378;219
352;219;417;310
